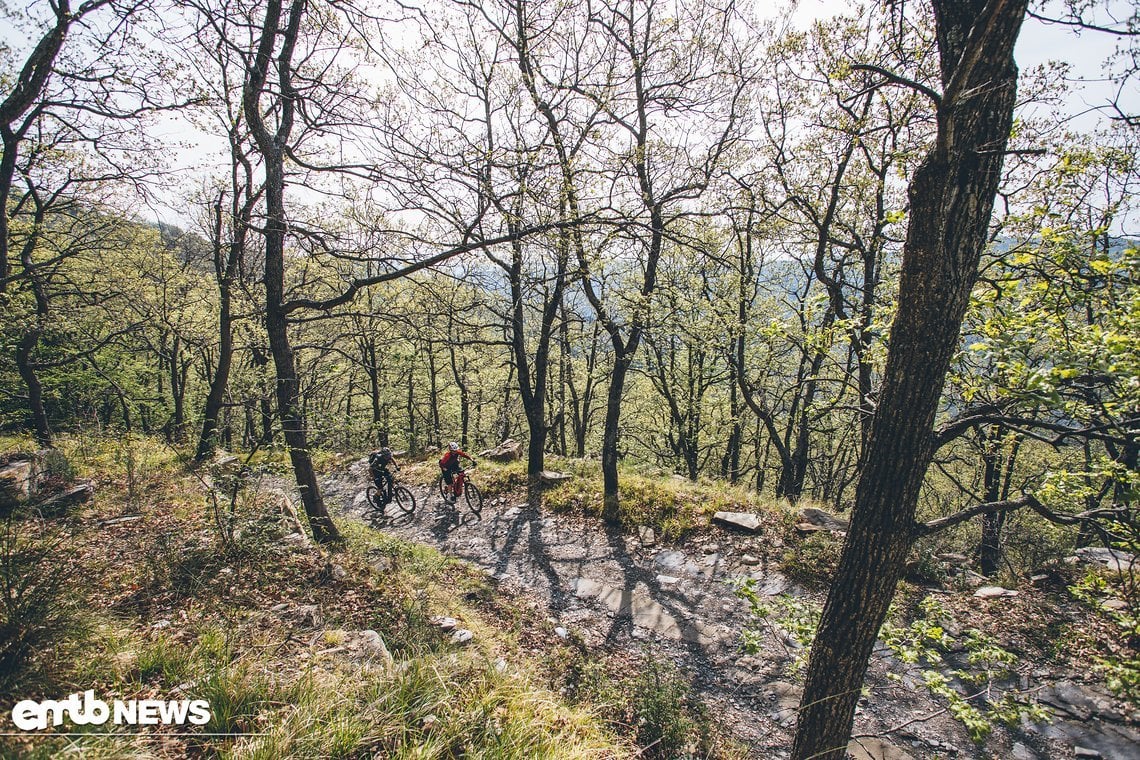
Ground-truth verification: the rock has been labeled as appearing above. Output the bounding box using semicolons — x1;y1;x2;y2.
98;513;143;527
974;585;1018;598
1102;598;1128;611
282;532;309;548
1010;742;1036;760
327;563;348;581
431;616;458;631
935;552;970;566
34;480;92;517
421;713;439;730
1073;748;1102;759
352;629;393;664
795;507;850;534
450;629;473;645
703;543;720;554
478;439;522;462
1075;546;1136;573
655;574;681;586
0;460;34;508
712;511;761;532
554;626;569;639
637;526;657;546
271;603;321;628
846;738;915;760
741;554;760;566
371;556;393;573
653;550;700;577
538;470;572;485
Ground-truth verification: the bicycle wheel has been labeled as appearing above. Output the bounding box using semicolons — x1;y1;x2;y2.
437;475;449;500
364;486;383;520
464;482;483;515
394;485;416;515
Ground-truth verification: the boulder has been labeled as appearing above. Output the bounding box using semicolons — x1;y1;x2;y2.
0;460;35;508
795;507;849;534
712;511;762;532
479;439;522;462
974;585;1018;598
1075;546;1136;573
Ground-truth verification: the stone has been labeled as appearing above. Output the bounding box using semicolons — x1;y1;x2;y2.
935;552;970;565
655;574;681;586
703;543;720;554
0;460;34;508
1102;598;1128;611
974;585;1018;598
1075;546;1136;573
794;507;850;534
554;626;569;639
538;470;572;485
1073;748;1102;759
478;439;522;462
846;738;915;760
653;550;700;577
432;616;458;631
637;526;657;546
349;629;393;664
741;554;760;566
328;563;348;580
1010;743;1036;760
451;629;473;644
271;603;322;628
712;511;761;532
98;513;143;527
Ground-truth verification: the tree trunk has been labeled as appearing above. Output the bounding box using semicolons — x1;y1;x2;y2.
198;282;233;460
792;2;1027;756
242;0;340;544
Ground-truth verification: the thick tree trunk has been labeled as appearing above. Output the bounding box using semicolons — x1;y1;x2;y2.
792;2;1026;756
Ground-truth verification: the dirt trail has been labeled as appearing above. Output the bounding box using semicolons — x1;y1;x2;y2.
319;459;1139;760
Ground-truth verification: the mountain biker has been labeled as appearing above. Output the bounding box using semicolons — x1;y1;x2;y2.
368;446;398;503
439;441;475;501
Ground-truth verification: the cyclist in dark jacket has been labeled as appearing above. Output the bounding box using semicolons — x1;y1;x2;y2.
369;446;397;503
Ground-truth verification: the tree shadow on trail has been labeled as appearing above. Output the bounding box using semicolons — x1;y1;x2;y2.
488;480;570;612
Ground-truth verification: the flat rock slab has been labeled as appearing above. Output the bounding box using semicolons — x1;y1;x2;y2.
795;507;849;533
572;577;714;645
712;511;761;532
847;738;915;760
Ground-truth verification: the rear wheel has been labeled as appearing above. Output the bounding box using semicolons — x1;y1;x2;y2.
464;482;483;515
394;485;416;515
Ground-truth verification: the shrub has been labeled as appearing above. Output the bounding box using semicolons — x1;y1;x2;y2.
0;515;86;694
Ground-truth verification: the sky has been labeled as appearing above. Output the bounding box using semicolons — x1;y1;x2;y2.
1;0;1136;229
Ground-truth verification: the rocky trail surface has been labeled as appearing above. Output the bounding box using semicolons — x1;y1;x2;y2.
319;459;1140;759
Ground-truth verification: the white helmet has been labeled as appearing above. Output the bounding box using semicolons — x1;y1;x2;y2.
448;441;459;451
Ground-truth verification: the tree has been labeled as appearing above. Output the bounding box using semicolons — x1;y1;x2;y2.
792;0;1030;756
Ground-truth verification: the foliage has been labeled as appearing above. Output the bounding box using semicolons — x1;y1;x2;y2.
733;584;820;674
880;597;1051;742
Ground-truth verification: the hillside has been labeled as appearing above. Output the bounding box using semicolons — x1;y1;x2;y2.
1;437;1137;758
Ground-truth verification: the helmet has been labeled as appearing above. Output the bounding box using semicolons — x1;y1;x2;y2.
380;446;391;455
448;441;459;451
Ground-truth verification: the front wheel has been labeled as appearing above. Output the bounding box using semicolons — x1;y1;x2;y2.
364;486;384;520
464;482;483;515
438;475;449;500
393;485;416;515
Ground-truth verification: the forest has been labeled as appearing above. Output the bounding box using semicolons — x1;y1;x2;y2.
0;0;1137;758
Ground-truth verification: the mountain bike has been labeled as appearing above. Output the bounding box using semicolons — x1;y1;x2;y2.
365;469;416;521
437;464;482;516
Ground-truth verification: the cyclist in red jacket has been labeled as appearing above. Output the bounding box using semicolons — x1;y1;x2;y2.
439;441;475;501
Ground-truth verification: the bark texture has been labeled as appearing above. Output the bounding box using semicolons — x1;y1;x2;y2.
791;1;1028;757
